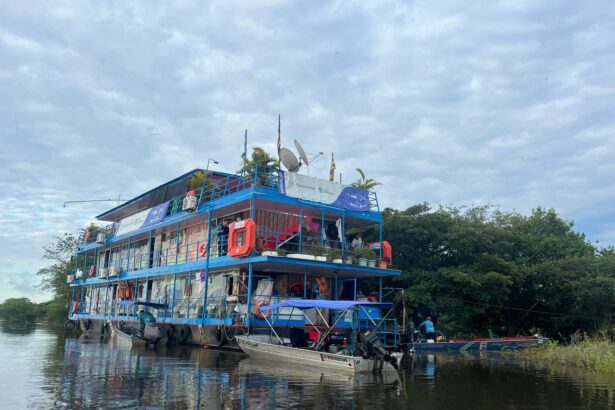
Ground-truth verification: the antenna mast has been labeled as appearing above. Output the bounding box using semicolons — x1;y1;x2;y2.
63;196;127;208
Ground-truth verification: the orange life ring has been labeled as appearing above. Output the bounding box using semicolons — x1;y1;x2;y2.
118;284;125;299
198;242;207;258
89;265;95;277
252;300;269;319
84;230;90;242
72;301;80;314
228;218;256;258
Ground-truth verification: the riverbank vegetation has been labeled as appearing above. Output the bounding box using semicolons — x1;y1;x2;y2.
518;334;615;373
35;233;80;323
362;204;615;341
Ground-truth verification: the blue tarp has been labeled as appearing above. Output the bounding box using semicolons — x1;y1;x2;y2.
259;299;392;312
119;300;169;309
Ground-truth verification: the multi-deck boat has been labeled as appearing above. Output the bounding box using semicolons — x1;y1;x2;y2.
67;157;400;351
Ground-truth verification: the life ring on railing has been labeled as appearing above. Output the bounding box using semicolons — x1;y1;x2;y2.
252;300;269;319
72;301;80;314
84;230;91;243
89;265;95;277
228;218;256;257
198;242;207;258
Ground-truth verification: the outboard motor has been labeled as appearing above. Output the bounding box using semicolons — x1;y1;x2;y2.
358;330;399;370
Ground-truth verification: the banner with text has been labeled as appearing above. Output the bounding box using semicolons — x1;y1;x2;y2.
278;172;370;211
115;201;170;236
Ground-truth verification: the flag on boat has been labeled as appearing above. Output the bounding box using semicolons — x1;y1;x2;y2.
329;153;336;181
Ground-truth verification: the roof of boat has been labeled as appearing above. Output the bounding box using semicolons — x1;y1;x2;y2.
260;299;393;312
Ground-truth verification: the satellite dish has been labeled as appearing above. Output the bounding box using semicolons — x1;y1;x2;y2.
280;148;301;172
294;139;309;166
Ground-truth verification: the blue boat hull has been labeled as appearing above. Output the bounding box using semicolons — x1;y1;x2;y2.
404;337;548;352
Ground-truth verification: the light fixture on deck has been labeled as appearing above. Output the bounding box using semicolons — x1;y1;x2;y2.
207;158;219;171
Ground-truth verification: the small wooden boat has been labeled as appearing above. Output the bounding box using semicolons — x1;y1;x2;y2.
112;325;146;348
237;335;402;374
404;335;548;352
235;300;403;374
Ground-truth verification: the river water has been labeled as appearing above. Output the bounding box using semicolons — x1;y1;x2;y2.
1;322;614;409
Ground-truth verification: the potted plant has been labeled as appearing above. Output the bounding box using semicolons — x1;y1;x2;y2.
361;247;376;267
330;248;343;264
345;252;355;264
276;248;287;257
377;259;388;269
313;244;328;262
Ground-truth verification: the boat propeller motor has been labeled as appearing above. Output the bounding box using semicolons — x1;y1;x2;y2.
358;330;399;370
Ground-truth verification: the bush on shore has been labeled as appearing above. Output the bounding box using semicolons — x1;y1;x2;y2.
519;333;615;373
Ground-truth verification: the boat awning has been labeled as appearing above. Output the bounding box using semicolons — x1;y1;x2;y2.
119;300;169;309
260;300;393;312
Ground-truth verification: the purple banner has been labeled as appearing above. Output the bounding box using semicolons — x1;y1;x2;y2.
143;201;170;227
332;187;370;212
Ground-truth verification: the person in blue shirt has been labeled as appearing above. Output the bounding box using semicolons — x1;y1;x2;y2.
418;315;436;341
138;309;156;335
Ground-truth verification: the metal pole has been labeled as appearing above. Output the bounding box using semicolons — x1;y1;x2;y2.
203;207;213;321
298;206;303;253
379;223;383;259
246;263;254;327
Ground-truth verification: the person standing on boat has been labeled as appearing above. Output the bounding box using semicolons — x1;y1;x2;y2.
351;234;363;250
315;276;329;300
216;219;230;256
138;309;156;335
419;315;436;341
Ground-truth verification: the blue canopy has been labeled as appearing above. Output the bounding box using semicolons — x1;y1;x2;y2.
119;300;169;309
259;299;393;312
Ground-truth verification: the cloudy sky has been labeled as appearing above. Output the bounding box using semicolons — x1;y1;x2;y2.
1;1;615;302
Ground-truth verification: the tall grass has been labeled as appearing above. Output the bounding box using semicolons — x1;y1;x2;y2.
519;331;615;373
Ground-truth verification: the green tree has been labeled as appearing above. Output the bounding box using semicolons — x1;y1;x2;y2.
0;298;41;324
351;168;381;190
36;233;80;323
238;147;279;185
380;204;610;339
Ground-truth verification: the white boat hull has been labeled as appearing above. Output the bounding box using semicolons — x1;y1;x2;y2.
236;335;402;374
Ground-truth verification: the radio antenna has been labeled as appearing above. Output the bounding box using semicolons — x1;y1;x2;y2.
63;196;127;208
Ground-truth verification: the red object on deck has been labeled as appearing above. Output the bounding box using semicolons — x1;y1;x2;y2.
308;331;319;341
228;218;256;257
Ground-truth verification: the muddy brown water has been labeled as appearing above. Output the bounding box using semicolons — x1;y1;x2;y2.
0;322;613;409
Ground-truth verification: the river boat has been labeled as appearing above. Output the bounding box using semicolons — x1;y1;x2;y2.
236;300;403;374
112;324;146;348
404;335;548;352
66;136;401;351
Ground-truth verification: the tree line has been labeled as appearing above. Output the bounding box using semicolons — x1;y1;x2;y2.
367;204;615;340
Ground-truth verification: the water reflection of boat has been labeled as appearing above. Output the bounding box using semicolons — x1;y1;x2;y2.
236;300;403;374
404;336;548;352
238;357;400;386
